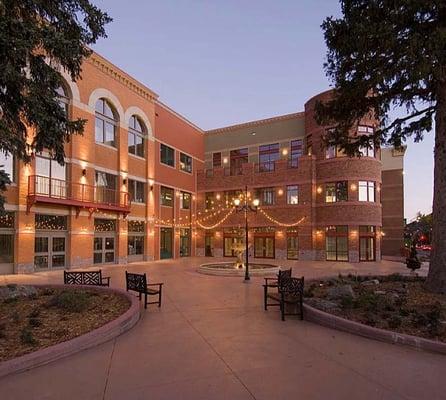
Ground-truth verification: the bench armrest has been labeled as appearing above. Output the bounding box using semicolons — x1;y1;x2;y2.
101;276;111;286
264;277;278;284
147;282;163;287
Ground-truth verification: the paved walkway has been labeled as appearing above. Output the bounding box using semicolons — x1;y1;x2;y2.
0;258;443;400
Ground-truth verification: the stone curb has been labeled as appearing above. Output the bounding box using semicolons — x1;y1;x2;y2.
0;284;141;379
303;277;446;355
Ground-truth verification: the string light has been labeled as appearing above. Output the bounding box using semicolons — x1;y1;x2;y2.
196;208;235;229
258;208;306;227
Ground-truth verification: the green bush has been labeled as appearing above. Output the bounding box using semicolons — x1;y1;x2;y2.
28;317;41;328
340;295;354;309
41;288;55;296
48;290;91;313
388;315;402;329
20;328;37;345
0;322;5;339
28;307;40;318
12;311;20;323
356;293;380;313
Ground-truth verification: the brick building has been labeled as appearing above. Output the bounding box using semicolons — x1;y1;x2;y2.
0;52;404;274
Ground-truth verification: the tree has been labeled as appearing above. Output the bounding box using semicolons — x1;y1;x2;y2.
0;0;111;208
315;0;446;293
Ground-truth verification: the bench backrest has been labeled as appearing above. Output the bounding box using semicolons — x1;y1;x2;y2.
277;268;292;286
64;270;102;285
126;271;147;293
279;276;304;296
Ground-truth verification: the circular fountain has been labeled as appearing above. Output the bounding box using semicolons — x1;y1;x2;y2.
197;241;280;276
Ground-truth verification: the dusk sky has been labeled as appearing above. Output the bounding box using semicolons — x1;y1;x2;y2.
92;0;434;221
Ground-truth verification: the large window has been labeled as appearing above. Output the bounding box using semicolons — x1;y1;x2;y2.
359;226;376;261
160;144;175;167
128;115;145;158
358;125;375;157
258;143;279;172
256;187;275;205
35;155;66;197
128;221;145;257
95;171;117;204
0;212;14;264
287;185;299;204
287;228;298;260
326;226;348;261
205;192;214;209
95;98;117;147
56;85;69;114
289;139;303;168
180;153;192;173
35;214;67;230
180;191;191;209
213;152;221;168
358;181;375;202
325;145;346;159
128;179;145;203
180;228;191;257
0;152;14;183
325;181;348;203
161;186;174;207
230;148;248;176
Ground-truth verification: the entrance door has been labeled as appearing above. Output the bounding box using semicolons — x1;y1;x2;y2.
360;237;375;261
93;235;115;264
160;228;173;259
205;234;214;256
287;235;299;259
35;234;66;269
254;236;275;258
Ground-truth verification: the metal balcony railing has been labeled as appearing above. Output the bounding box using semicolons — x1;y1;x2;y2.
27;175;130;214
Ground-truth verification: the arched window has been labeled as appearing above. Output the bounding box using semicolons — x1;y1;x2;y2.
56;84;69;114
95;98;118;148
128;115;146;158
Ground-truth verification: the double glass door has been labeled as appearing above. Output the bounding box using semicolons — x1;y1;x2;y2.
254;236;275;258
94;234;115;264
160;228;173;259
35;234;66;269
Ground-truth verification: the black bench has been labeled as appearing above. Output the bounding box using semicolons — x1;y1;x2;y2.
279;276;304;321
64;270;110;287
125;271;163;309
263;268;292;310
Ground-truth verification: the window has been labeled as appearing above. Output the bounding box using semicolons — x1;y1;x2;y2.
180;153;192;173
224;190;242;205
359;226;376;261
287;228;298;260
230;148;248;175
258;143;279;172
325;145;346;159
256;187;275;205
326;225;348;261
359;181;375;202
35;155;67;197
56;85;69;114
161;186;174;207
95;98;117;147
0;152;14;183
128;221;145;256
94;219;116;232
128;180;145;203
95;171;117;204
287;185;299;204
160;144;175;167
358;125;374;135
128;115;145;158
325;181;348;203
205;192;214;209
359;144;375;158
0;212;14;264
35;214;67;230
358;125;375;157
180;191;191;209
289;139;303;168
213;152;221;168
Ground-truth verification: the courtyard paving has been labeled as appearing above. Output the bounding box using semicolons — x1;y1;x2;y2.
0;257;443;400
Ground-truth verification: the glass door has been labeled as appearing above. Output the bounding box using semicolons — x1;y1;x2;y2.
35;235;66;269
93;235;115;264
160;228;173;259
254;236;275;258
179;228;191;257
205;233;214;256
360;237;375;261
287;235;299;260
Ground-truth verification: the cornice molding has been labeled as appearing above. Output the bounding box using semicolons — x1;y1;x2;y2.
87;52;159;102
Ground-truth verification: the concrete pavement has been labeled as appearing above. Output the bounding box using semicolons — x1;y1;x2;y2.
0;257;443;400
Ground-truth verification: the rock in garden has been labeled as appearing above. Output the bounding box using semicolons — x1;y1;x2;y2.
327;284;355;300
361;279;380;286
0;285;38;300
374;290;386;295
306;298;341;313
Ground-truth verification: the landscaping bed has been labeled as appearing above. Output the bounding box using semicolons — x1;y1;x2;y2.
0;285;131;362
304;274;446;343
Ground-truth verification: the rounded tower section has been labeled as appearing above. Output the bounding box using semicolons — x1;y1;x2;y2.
305;90;382;262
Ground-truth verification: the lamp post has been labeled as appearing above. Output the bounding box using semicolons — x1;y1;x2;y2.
234;185;259;281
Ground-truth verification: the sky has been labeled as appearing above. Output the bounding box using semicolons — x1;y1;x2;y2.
91;0;434;221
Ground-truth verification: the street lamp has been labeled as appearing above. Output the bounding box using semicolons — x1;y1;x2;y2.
233;185;259;281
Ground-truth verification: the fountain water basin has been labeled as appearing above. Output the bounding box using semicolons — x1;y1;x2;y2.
197;262;280;277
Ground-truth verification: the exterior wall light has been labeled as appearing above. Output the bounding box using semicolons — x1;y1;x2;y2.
216;193;221;200
223;157;228;164
233;198;241;206
252;198;260;207
316;186;323;194
278;188;284;196
350;183;357;191
282;148;289;156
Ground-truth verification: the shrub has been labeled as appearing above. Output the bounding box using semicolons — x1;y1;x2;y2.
28;307;40;318
41;288;55;296
20;328;37;345
12;311;20;323
356;293;380;313
388;316;402;329
399;308;410;317
340;295;354;309
28;317;41;328
0;322;5;339
4;296;18;304
364;312;377;327
48;290;90;313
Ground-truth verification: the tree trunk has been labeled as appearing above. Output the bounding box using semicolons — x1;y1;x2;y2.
426;80;446;293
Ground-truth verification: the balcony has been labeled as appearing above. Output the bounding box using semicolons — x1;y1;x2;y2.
197;156;314;191
27;175;130;217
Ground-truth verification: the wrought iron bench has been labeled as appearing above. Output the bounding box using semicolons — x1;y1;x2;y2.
279;276;304;321
263;268;292;310
125;271;163;309
64;270;110;287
